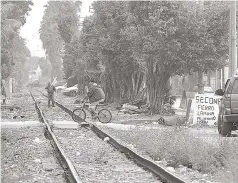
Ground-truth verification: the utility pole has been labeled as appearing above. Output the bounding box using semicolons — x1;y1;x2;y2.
215;70;217;90
196;1;204;94
229;0;237;77
221;68;223;88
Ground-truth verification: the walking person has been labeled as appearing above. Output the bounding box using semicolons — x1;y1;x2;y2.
45;81;56;107
84;80;105;119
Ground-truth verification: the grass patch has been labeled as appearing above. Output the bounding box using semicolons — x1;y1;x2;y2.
215;139;238;183
105;126;238;182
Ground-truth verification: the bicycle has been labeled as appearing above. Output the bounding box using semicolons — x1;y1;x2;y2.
72;99;112;123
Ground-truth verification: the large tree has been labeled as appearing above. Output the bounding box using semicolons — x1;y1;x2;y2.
75;2;145;102
39;1;81;79
76;1;230;114
1;1;33;80
11;36;31;87
121;1;229;114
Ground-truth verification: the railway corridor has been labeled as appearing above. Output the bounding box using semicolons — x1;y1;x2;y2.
1;89;164;183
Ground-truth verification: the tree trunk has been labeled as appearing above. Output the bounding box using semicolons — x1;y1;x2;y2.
49;52;62;80
130;71;145;101
197;71;204;94
187;74;197;92
104;70;114;102
148;77;169;114
207;71;211;86
111;71;120;102
123;75;133;102
146;57;170;114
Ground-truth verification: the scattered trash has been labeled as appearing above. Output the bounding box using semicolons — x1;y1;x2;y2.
157;117;165;125
103;137;110;142
128;144;135;149
162;103;175;115
167;167;175;172
191;180;200;183
120;103;149;115
34;138;42;143
12;115;25;119
179;167;187;173
122;104;138;111
33;159;41;163
44;167;53;171
156;159;167;166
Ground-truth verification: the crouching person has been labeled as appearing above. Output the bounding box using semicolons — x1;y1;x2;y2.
85;80;105;119
45;81;56;107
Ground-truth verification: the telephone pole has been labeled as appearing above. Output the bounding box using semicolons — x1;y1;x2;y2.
229;0;237;77
196;1;204;94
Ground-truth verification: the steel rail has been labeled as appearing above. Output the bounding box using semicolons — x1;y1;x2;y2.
34;88;187;183
29;89;82;183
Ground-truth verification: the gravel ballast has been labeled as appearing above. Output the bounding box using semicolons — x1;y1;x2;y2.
1;127;66;183
1;89;69;183
36;89;162;183
15;87;226;183
1;94;39;121
53;128;162;183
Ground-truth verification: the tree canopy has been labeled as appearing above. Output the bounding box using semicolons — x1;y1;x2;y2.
39;1;81;79
73;1;230;113
39;1;231;114
1;1;33;80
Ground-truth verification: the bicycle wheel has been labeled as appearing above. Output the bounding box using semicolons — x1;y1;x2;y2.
72;108;86;122
98;109;112;123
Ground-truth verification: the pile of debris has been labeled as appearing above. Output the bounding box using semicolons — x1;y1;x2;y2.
119;98;148;114
120;104;149;115
119;99;175;116
162;103;175;116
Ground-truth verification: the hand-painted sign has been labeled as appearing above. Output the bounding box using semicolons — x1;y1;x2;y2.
193;94;222;126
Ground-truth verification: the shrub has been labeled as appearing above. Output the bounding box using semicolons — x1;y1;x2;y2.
106;126;238;178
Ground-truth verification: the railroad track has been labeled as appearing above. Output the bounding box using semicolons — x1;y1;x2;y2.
1;89;68;183
31;88;187;183
29;89;81;183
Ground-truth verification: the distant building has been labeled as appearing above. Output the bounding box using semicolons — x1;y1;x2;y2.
35;65;42;78
29;65;42;82
171;64;231;96
204;66;229;90
29;71;38;82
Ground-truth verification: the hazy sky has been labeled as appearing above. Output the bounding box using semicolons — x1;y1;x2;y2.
20;0;94;58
